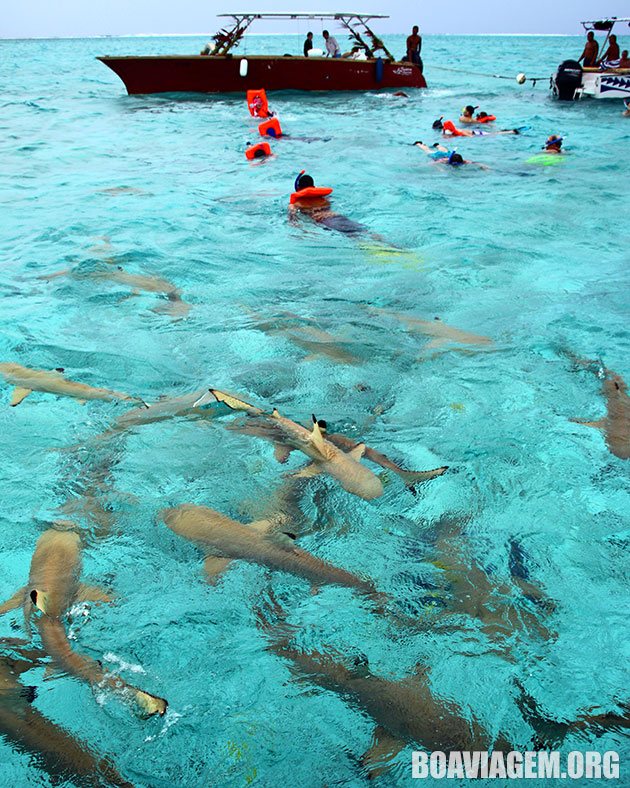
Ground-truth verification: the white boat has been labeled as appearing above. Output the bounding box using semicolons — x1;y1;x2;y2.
551;17;630;100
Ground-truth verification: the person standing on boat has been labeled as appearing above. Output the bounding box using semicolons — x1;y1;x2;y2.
303;31;314;57
323;30;341;58
578;31;599;67
406;25;423;70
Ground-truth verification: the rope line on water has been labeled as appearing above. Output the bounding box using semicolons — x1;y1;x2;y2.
431;64;547;86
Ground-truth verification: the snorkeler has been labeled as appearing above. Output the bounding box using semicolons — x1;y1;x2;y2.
434;118;521;137
542;134;563;154
289;171;369;235
459;104;479;123
414;141;489;170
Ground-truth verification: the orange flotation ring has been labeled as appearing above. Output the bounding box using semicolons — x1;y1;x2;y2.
247;89;271;118
442;120;466;137
290;187;333;204
477;114;496;123
259;117;283;138
245;142;272;160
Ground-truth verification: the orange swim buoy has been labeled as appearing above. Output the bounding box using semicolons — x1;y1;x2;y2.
442;120;467;137
247;89;271;118
245;142;272;160
289;187;333;204
258;117;282;138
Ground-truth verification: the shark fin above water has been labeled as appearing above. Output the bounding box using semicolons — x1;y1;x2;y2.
309;415;328;457
29;589;49;615
10;387;32;406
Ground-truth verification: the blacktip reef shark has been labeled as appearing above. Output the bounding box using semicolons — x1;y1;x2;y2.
40;265;191;319
0;362;143;408
242;308;361;365
256;597;512;778
0;528;167;717
199;389;384;500
228;416;448;493
163;504;388;611
0;651;132;787
370;308;493;352
570;361;630;460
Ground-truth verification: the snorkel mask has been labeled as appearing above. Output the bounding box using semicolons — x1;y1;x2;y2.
448;150;464;166
543;135;563;151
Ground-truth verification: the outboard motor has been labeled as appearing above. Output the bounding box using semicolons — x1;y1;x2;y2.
553;59;583;100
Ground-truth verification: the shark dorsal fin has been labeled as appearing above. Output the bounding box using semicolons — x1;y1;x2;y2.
310;415;327;455
349;443;366;461
30;589;49;615
272;407;281;418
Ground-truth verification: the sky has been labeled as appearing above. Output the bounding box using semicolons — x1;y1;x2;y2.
1;1;629;38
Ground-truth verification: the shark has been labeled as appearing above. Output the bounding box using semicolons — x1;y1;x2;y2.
162;504;387;609
0;651;132;787
40;265;191;319
0;362;142;408
571;364;630;460
228;416;448;493
256;598;511;777
370;308;493;352
0;528;167;717
243;310;361;365
201;389;384;500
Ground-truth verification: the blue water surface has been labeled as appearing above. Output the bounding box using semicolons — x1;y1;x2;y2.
0;32;629;787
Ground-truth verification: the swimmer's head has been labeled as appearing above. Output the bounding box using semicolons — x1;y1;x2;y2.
295;171;314;191
253;147;267;159
477;111;489;119
448;152;465;166
432;116;444;129
462;104;478;117
544;135;563;151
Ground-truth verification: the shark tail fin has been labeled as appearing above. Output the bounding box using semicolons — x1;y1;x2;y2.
209;389;263;415
398;465;448;493
134;689;168;718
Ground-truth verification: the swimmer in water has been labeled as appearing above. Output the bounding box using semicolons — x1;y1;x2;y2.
289;171;369;235
459;104;479;123
542;134;563;154
434;118;521;137
413;141;488;169
623;99;630;117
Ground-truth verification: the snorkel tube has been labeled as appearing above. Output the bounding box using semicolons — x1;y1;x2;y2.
294;169;305;192
543;135;563;151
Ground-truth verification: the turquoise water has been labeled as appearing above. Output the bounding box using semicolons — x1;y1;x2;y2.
0;32;629;787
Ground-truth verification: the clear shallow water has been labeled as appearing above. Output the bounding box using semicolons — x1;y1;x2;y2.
0;33;628;787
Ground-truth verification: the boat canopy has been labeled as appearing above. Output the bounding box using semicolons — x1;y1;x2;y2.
211;11;394;60
580;17;630;31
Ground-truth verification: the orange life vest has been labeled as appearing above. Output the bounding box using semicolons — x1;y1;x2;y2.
477;114;496;123
259;117;283;138
247;89;270;118
289;187;333;204
442;120;466;137
245;142;272;160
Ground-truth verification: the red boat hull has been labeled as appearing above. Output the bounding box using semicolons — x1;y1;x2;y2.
97;55;426;94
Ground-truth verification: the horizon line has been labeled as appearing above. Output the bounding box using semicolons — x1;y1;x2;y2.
0;31;582;41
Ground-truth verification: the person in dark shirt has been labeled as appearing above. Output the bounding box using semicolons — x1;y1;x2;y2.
303;31;313;57
406;25;422;70
578;31;599;67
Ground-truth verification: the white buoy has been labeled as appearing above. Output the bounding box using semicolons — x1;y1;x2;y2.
240;58;248;77
516;73;527;84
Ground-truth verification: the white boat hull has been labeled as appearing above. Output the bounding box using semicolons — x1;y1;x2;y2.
581;69;630;98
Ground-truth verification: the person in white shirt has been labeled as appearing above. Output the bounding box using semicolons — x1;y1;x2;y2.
323;30;341;58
